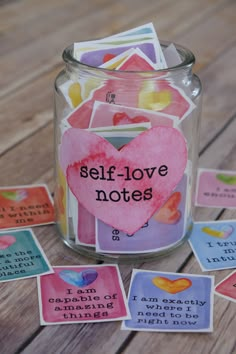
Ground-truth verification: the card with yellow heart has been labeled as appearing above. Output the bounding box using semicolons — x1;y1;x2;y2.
122;269;214;332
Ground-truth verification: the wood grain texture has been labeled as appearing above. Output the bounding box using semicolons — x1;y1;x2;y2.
0;0;236;353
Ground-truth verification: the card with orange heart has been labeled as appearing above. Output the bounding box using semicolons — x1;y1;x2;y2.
189;220;236;271
122;269;214;332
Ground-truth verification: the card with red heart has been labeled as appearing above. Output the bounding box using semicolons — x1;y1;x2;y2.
0;184;54;230
89;101;178;129
37;264;130;325
0;229;53;282
122;269;214;332
215;271;236;303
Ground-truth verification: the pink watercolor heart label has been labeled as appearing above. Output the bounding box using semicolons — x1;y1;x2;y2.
60;126;187;234
0;235;16;250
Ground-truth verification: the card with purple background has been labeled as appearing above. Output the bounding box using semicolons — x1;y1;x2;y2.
122;270;214;332
189;220;236;271
38;265;130;325
75;40;160;67
196;168;236;208
215;271;236;302
96;171;189;253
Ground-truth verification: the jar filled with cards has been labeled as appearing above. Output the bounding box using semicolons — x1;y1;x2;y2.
54;23;202;262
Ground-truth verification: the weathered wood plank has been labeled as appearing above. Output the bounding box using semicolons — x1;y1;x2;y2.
197;47;236;151
1;0;235;98
0;0;111;53
0;0;166;96
0;123;54;186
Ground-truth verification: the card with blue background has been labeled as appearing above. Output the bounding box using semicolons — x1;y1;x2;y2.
0;229;53;282
122;269;214;332
189;220;236;271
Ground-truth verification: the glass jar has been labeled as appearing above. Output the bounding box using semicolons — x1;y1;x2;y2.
54;41;202;262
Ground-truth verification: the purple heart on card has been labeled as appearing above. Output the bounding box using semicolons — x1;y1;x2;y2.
59;269;98;287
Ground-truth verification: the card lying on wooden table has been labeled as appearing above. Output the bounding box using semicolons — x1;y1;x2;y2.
0;184;54;230
0;229;53;282
37;264;130;325
122;269;214;332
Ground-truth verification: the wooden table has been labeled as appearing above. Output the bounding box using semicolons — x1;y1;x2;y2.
1;0;236;353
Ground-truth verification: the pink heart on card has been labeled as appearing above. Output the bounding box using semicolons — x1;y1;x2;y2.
0;235;16;250
60;127;187;234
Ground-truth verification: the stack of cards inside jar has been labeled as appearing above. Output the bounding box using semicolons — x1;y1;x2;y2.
58;23;196;254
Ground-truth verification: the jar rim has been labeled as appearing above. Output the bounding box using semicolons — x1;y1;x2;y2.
62;40;195;75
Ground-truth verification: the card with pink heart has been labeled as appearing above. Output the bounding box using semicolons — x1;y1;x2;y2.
215;271;236;303
0;184;55;230
0;229;53;282
122;269;214;332
37;264;130;325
